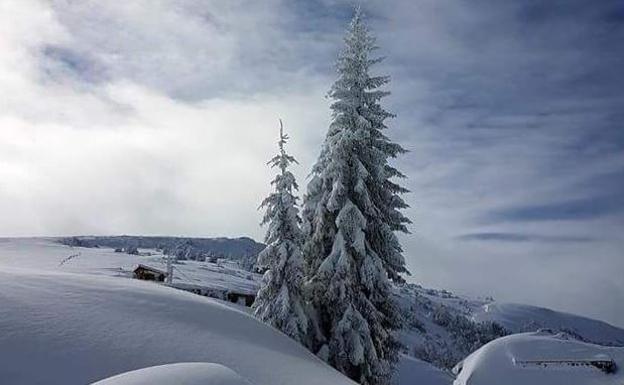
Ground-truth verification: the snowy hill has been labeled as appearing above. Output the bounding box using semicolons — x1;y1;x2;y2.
396;283;624;370
472;302;624;346
0;267;355;385
1;238;623;384
0;237;261;297
453;331;624;385
0;238;446;385
395;355;453;385
92;363;253;385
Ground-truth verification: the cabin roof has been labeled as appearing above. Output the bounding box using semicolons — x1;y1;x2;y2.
134;264;167;275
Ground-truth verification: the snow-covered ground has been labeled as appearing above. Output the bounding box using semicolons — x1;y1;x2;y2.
473;302;624;346
92;363;253;385
395;355;453;385
0;266;354;385
0;237;260;296
396;283;624;370
0;238;447;385
2;238;623;385
453;331;624;385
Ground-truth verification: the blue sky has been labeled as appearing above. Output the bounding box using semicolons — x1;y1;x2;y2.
0;0;622;327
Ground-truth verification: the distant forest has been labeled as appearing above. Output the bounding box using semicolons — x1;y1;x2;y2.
58;235;264;269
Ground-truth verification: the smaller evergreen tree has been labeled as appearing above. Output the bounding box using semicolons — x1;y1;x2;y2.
252;120;309;343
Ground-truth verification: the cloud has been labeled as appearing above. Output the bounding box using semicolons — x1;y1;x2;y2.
457;232;596;243
40;45;109;83
0;0;623;327
0;82;331;237
365;0;624;327
0;0;331;238
484;195;624;222
40;0;339;101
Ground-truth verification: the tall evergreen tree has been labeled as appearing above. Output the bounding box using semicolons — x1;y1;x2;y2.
253;120;308;344
302;8;410;385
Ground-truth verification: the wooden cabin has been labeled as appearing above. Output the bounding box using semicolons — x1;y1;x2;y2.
177;285;256;307
133;264;168;282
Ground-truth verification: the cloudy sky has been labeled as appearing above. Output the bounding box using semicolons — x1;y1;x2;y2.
1;0;623;327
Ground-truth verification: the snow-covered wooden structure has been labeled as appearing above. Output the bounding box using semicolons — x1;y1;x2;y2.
130;261;259;307
175;284;256;307
133;264;168;282
514;358;617;374
454;332;624;385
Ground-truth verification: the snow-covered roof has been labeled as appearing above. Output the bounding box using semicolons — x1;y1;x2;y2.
133;264;167;275
453;331;624;385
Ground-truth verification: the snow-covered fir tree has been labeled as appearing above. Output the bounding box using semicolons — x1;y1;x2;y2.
302;8;411;385
252;120;309;344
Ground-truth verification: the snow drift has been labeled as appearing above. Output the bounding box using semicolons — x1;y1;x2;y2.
0;238;450;385
92;363;253;385
0;267;355;385
395;355;453;385
453;331;624;385
2;238;622;385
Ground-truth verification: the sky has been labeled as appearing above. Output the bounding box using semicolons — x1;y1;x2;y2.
1;0;623;327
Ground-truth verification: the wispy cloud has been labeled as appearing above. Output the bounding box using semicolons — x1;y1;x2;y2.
483;195;624;223
457;232;596;243
41;45;109;83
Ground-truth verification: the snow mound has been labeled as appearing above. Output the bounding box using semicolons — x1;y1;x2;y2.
0;238;447;385
453;331;624;385
395;355;452;385
92;363;253;385
4;238;622;383
0;267;354;385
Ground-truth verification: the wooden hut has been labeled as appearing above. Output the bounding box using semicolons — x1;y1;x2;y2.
133;264;168;282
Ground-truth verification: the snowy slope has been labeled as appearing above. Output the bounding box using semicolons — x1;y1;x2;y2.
90;350;452;385
453;331;624;385
0;267;354;385
395;355;453;385
0;237;261;295
396;283;624;370
2;238;622;384
0;238;445;385
473;302;624;346
92;363;253;385
396;284;508;369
